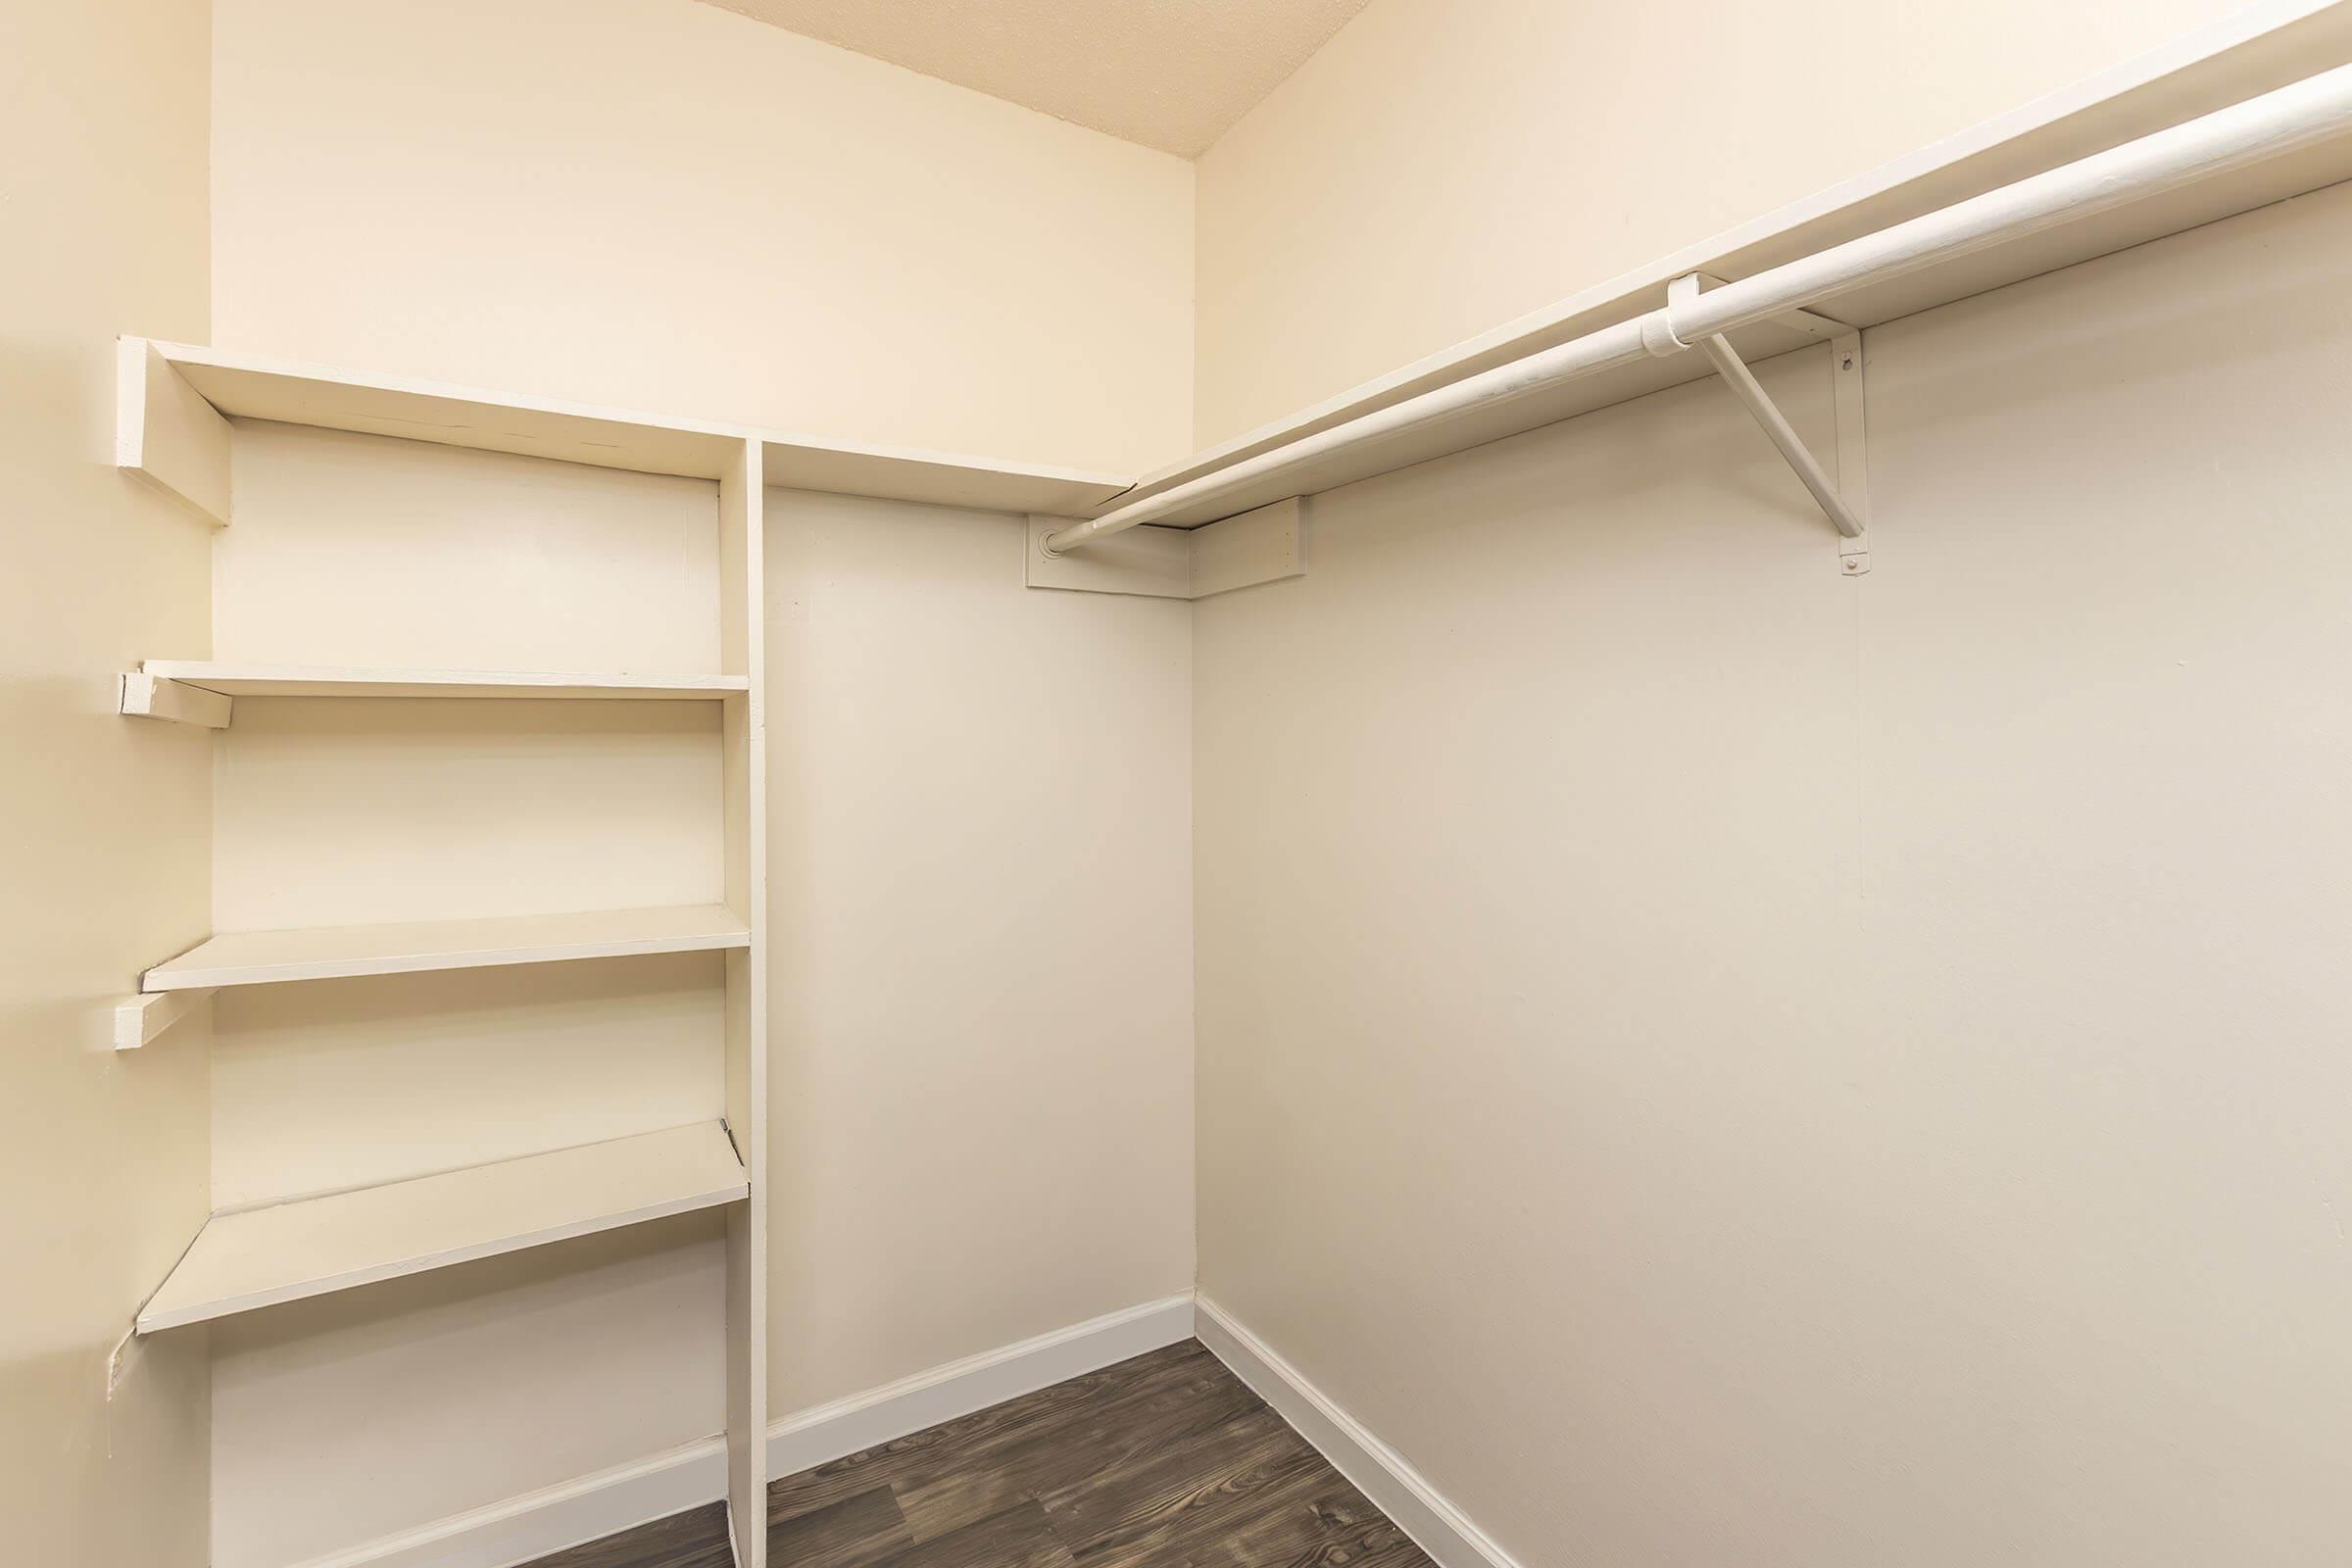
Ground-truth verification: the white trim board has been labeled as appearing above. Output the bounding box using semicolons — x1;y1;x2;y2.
1193;1294;1527;1568
280;1440;727;1568
1024;499;1305;601
125;336;1132;517
285;1294;1198;1568
765;1293;1198;1476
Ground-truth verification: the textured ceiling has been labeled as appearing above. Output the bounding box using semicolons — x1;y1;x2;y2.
694;0;1372;157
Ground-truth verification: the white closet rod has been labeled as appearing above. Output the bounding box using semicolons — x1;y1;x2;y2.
1042;59;2352;557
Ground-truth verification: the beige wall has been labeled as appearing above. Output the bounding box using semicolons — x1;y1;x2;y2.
766;491;1196;1411
213;1221;727;1567
1192;0;2253;446
212;0;1196;474
1194;181;2352;1565
0;0;216;1564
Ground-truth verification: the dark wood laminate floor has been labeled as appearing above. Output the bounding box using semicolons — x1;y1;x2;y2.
526;1340;1436;1568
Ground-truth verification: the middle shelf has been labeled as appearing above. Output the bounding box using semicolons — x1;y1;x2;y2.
137;1120;750;1334
142;904;752;991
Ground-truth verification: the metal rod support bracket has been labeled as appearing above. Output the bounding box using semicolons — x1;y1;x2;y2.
1041;66;2352;560
1669;272;1869;573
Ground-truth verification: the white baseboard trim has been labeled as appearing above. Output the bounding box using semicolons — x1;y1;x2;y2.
284;1437;726;1568
290;1292;1197;1568
766;1292;1198;1476
1194;1294;1526;1568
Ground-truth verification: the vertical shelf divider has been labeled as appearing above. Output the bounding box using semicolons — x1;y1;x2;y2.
719;437;770;1568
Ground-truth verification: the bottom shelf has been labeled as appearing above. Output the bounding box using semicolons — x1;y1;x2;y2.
137;1121;748;1334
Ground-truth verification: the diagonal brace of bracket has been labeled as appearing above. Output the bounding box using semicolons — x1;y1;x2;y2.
1663;272;1869;571
1693;332;1863;539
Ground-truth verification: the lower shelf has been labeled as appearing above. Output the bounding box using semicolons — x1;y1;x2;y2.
137;1120;748;1334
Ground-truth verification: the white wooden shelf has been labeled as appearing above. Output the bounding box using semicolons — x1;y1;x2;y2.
139;661;748;702
122;336;1132;521
753;433;1126;517
1103;3;2352;527
137;1121;748;1333
141;905;751;992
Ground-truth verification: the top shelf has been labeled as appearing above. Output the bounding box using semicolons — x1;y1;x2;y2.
127;338;1135;519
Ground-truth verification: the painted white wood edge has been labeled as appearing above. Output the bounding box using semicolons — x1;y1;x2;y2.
141;904;752;993
151;334;750;442
117;337;233;524
719;440;772;1568
137;1149;745;1334
1023;500;1305;600
1194;1294;1527;1568
130;335;1131;510
119;671;231;728
113;988;213;1051
138;1122;749;1334
139;662;750;700
279;1293;1198;1568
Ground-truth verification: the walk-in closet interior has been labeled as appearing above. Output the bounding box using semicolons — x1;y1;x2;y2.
9;2;2352;1566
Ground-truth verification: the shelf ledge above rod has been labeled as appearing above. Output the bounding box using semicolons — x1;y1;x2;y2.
1039;58;2352;558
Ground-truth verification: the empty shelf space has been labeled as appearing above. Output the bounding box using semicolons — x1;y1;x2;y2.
137;1121;748;1333
141;904;750;991
140;661;748;701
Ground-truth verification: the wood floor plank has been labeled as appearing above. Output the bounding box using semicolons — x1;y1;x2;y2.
525;1500;731;1568
769;1485;914;1568
518;1340;1434;1568
891;1351;1266;1540
1135;1459;1430;1568
863;1499;1076;1568
771;1343;1219;1527
1036;1405;1313;1561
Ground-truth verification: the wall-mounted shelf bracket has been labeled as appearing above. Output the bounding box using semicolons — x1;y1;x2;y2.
117;337;233;525
1657;272;1870;575
119;671;231;728
115;987;215;1051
